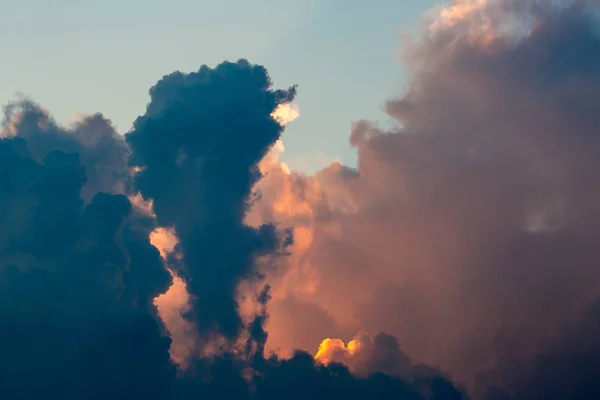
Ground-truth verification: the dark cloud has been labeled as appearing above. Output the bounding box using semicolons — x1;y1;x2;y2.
0;137;174;399
126;59;297;343
3;99;130;201
479;300;600;399
175;327;464;400
251;351;463;400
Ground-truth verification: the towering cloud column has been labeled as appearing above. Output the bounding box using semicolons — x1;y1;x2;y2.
126;59;297;348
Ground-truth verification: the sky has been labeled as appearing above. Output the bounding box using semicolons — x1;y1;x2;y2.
0;0;437;172
6;1;600;399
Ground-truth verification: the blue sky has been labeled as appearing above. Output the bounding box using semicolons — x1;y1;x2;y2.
1;0;439;172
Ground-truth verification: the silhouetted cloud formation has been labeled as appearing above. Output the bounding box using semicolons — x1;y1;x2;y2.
126;59;296;345
0;136;174;399
0;58;462;399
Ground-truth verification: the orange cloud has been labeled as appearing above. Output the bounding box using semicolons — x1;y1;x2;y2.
244;3;600;397
315;338;360;364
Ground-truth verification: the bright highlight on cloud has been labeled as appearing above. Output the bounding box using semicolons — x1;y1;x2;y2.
425;0;543;46
1;1;600;399
315;338;360;364
430;0;490;31
271;102;301;125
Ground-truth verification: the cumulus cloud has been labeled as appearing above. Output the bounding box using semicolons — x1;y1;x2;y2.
3;99;130;201
4;0;599;398
250;0;600;398
0;58;460;399
0;136;174;398
125;59;298;347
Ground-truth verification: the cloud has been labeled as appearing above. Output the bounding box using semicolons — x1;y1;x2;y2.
0;136;174;398
3;99;130;201
122;58;459;398
315;331;456;384
6;1;600;398
125;59;297;347
0;55;464;399
249;0;600;398
271;102;301;125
